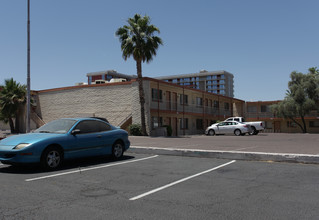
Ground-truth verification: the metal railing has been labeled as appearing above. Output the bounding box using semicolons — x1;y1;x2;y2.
246;111;319;119
245;112;275;119
150;100;232;117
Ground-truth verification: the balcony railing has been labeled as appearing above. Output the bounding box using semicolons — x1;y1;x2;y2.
150;100;232;117
246;111;319;119
245;112;275;119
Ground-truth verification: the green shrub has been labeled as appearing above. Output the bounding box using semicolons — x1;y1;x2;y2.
129;124;142;136
163;125;173;136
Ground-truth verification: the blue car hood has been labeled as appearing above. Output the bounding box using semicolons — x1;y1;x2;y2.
0;133;65;147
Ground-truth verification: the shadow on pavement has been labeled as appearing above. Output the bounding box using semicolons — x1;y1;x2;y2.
0;155;135;174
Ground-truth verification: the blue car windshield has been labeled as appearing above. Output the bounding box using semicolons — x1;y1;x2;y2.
34;119;78;134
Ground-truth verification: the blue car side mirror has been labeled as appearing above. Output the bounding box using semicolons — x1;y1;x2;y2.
71;129;81;135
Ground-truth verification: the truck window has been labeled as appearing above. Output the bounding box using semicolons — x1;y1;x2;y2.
241;118;246;122
234;118;239;122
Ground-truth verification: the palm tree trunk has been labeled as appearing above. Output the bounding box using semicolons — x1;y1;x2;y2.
136;60;148;136
15;108;20;133
8;117;15;134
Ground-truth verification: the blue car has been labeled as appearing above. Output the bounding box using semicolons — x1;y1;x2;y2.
0;118;130;170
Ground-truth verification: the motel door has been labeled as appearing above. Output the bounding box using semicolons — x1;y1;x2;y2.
166;91;171;110
274;121;281;133
172;117;178;136
172;93;177;111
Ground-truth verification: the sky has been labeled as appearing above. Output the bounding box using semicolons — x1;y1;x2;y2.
0;0;318;101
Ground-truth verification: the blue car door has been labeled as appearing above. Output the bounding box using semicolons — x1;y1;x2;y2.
67;120;110;158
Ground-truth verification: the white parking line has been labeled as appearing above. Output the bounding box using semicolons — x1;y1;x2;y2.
25;155;159;182
130;160;236;201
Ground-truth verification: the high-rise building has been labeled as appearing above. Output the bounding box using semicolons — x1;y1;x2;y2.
87;70;137;85
156;70;234;97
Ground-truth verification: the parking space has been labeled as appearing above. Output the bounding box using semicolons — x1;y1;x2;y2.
129;133;319;155
1;153;319;219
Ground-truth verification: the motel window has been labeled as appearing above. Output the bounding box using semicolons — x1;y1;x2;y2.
287;121;297;128
309;121;319;128
261;105;270;112
152;117;163;129
152;88;162;101
180;94;188;105
180;118;188;129
196;97;203;107
224;102;230;110
247;106;257;113
265;121;273;129
196;119;204;130
213;100;219;108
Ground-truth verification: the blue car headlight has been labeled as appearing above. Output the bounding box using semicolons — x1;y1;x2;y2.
14;143;31;150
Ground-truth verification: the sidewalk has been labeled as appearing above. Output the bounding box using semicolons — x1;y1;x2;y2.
0;130;10;140
128;133;319;164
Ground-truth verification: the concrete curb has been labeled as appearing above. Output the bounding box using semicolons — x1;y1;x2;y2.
129;146;319;164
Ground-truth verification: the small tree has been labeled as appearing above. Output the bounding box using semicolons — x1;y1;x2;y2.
272;68;319;133
0;78;27;133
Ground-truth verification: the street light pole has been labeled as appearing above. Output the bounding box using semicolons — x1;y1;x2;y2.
26;0;31;133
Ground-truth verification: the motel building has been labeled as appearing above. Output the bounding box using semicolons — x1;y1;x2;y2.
0;70;318;135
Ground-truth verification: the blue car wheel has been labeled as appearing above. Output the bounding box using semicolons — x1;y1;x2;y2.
112;141;124;159
41;146;63;170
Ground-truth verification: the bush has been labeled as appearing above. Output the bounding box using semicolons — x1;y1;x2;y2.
163;125;173;136
129;124;142;136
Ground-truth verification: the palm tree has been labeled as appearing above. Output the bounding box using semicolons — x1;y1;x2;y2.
0;78;27;133
116;14;163;136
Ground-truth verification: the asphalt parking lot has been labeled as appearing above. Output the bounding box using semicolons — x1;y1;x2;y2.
129;133;319;155
1;153;319;219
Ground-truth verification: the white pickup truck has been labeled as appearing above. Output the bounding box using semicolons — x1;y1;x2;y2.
224;117;265;135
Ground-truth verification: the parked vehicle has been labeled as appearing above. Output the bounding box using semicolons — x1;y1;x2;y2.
224;117;265;135
205;121;251;136
0;118;130;170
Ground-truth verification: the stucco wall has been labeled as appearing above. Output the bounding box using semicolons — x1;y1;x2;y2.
0;121;10;131
38;83;134;127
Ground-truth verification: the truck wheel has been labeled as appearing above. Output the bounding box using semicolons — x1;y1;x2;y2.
249;126;256;135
